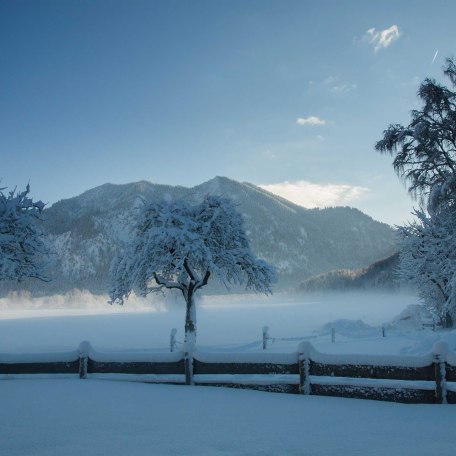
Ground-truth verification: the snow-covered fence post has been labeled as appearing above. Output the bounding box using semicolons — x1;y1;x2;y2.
170;328;177;352
298;342;312;395
262;326;269;350
184;352;193;385
78;341;90;379
433;342;449;404
331;328;335;343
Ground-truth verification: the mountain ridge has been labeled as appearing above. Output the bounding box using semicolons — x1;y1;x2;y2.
0;177;398;296
299;253;401;292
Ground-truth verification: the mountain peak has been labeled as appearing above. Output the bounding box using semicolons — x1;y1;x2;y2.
10;176;398;296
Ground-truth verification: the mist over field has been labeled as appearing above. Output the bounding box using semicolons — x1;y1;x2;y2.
0;290;428;354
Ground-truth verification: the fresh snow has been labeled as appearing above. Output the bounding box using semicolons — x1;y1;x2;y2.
1;379;455;456
1;291;456;455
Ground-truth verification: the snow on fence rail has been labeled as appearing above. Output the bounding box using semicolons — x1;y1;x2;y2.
1;341;455;404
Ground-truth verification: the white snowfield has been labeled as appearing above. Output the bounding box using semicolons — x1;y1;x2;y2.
1;380;455;456
1;291;456;455
2;291;454;355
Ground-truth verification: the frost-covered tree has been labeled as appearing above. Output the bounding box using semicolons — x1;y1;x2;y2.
0;184;49;282
109;195;276;348
376;57;456;212
376;58;456;326
398;207;456;327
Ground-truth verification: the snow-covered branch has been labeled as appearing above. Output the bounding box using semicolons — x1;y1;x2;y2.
0;185;49;282
109;195;277;344
377;57;456;328
376;58;456;212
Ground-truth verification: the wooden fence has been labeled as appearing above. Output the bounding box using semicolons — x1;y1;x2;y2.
1;341;455;404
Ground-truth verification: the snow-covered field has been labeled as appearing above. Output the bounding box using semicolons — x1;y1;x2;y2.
1;291;456;456
2;379;455;456
1;291;455;355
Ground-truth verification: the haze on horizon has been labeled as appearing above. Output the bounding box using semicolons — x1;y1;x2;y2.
1;0;456;225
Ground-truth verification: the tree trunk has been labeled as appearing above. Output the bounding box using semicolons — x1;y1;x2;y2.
184;287;196;351
443;311;453;328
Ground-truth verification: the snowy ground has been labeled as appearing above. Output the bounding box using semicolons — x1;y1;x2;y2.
1;291;455;355
1;291;456;456
2;380;455;456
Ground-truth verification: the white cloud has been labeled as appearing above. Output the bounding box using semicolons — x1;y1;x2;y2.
296;116;326;126
320;76;357;94
259;180;368;208
323;76;339;86
364;25;401;52
330;83;357;94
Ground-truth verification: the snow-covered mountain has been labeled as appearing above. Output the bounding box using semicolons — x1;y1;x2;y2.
1;177;398;295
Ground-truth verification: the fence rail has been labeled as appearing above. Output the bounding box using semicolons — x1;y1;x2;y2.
1;341;455;404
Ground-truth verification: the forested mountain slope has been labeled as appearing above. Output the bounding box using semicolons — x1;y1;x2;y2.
0;177;397;295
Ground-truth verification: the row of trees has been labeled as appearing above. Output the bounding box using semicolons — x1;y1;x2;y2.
376;57;456;327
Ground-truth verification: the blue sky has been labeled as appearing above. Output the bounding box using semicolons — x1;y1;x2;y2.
1;0;455;225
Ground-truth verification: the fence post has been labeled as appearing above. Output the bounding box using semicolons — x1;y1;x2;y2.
262;326;269;350
170;328;177;352
298;342;312;395
381;326;386;338
78;341;90;379
432;342;449;404
184;352;193;385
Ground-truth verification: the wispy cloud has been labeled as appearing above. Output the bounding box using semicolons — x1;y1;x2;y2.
296;116;326;126
330;82;357;94
258;180;368;208
309;76;357;95
364;25;401;52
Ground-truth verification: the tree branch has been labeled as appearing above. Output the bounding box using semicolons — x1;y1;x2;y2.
195;269;211;291
183;258;200;283
153;273;184;291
